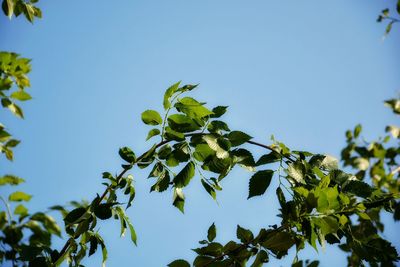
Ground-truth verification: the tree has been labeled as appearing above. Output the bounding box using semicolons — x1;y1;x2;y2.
1;1;399;266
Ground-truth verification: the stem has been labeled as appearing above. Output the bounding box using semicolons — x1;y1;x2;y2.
246;140;296;163
0;196;12;222
161;92;183;141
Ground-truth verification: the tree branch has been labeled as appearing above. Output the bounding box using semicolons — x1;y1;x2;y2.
52;132;295;263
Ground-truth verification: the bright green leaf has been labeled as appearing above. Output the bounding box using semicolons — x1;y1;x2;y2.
141;109;162;125
146;128;160;140
8;191;31;202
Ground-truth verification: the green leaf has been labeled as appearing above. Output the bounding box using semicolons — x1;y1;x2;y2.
250;250;269;267
94;233;108;267
210;106;228;118
5;139;20;148
248;170;274;199
8;191;31;202
2;0;14;18
227;131;252;146
256;151;281;166
123;211;137;245
204;223;216;243
168;259;190;267
316;187;340;213
158;144;172;159
202;135;229;159
10;91;32;101
312;216;339;236
231;148;255;167
262;231;295;253
207;120;230;133
119;147;136;163
150;171;170;193
201;179;216;200
397;0;400;14
193;144;215;162
276;187;286;208
287;162;305;184
141;109;162;125
94;203;113;220
146;128;160;140
163;81;181;110
168;114;200;132
385;21;394;36
7;102;24;119
354;124;362;138
0;174;25;185
237;225;254;243
343;180;373;198
173;188;185;213
14;204;28;217
23;3;35;23
64;207;87;224
164;126;185;141
175;97;213;119
173;161;195;188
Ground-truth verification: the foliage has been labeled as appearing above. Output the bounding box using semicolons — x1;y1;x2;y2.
0;2;399;267
376;0;400;37
0;52;31;160
1;0;41;22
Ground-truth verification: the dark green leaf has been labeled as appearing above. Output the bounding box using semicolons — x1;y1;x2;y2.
201;179;216;200
207;120;230;133
94;203;113;220
227;131;252;146
64;207;87;224
168;259;190;267
150;172;170;193
276;187;286;208
164;126;185;141
256;151;281;166
210;106;228;118
343;180;373;198
248;170;274;199
250;250;269;267
119;147;136;163
207;223;216;242
193;144;215;162
173;161;195;188
262;231;295;253
237;225;254;243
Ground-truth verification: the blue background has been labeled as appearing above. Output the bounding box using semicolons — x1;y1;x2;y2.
1;0;399;266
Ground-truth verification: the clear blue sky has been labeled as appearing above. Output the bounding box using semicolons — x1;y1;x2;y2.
1;1;399;266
